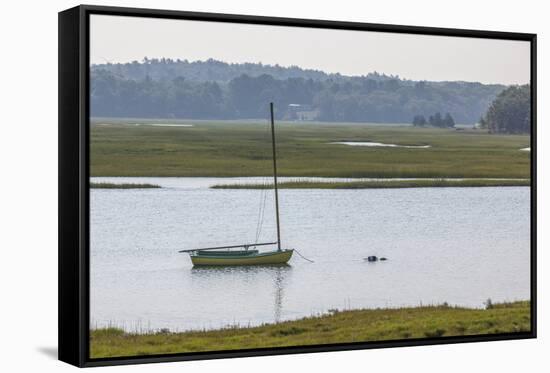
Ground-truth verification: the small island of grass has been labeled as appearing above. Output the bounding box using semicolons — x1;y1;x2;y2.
90;182;161;189
211;179;530;190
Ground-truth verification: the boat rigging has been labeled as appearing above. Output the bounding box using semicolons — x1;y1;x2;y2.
179;103;294;266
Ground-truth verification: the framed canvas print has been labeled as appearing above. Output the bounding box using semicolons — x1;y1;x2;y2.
58;5;537;367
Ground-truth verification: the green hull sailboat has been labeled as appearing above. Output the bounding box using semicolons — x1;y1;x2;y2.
189;245;293;266
179;103;294;266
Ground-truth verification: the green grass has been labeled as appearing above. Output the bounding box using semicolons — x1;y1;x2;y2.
90;120;530;178
212;179;530;189
90;182;160;189
90;300;530;358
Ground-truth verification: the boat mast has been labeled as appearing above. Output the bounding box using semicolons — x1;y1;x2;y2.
270;102;282;251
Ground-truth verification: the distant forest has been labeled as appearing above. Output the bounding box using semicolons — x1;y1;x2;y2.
91;58;507;124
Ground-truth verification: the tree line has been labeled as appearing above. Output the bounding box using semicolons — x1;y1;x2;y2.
92;57;400;83
412;112;455;128
91;59;506;124
479;85;531;134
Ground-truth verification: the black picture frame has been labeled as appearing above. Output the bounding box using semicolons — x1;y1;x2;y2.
58;4;537;367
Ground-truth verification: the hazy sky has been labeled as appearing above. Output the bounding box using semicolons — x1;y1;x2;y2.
90;15;530;85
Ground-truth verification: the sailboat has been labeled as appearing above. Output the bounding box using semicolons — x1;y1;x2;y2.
179;103;294;266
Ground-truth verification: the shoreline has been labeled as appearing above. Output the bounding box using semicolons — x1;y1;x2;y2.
89;177;530;190
90;300;530;358
211;179;530;189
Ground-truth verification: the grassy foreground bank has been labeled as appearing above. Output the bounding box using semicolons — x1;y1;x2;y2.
90;120;530;178
212;179;530;189
90;301;529;358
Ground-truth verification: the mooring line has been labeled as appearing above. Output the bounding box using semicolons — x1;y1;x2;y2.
294;249;314;263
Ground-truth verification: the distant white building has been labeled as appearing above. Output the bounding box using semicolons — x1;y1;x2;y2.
287;103;318;121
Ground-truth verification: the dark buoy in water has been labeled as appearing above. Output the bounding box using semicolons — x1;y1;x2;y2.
364;256;388;262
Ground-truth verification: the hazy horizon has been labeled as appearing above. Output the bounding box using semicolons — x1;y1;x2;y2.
91;15;530;85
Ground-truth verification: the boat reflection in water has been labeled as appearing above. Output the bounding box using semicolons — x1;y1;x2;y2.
190;264;291;323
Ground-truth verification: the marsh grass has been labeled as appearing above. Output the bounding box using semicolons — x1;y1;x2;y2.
212;179;530;189
90;300;530;358
90;121;530;178
90;182;160;189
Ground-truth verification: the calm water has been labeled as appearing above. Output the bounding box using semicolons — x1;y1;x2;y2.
90;177;530;332
330;141;431;148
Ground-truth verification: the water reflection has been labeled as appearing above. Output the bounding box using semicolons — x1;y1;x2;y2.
273;265;286;322
190;263;291;274
190;264;292;323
